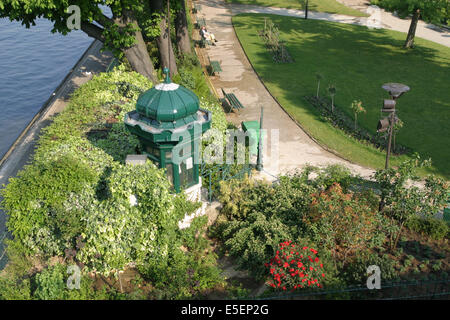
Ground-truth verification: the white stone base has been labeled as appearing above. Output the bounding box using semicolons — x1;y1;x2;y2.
178;177;208;229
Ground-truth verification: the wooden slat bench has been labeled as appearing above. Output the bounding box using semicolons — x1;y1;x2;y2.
195;16;206;29
192;4;202;13
197;37;212;48
221;88;245;112
208;56;222;75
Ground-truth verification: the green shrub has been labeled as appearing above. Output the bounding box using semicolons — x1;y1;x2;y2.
375;155;449;249
343;251;399;285
30;263;117;300
406;216;449;240
32;264;67;300
219;212;292;280
1;155;97;256
311;164;354;193
218;176;271;220
0;276;32;300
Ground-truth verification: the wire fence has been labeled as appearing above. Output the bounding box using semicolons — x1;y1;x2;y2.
248;277;450;300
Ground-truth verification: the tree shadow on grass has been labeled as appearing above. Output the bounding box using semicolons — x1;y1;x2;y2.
233;13;450;178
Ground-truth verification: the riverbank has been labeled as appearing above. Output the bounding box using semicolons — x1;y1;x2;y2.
0;40;114;270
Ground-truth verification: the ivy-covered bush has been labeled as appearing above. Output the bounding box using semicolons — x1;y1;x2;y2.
2;155;97;256
1;65;226;298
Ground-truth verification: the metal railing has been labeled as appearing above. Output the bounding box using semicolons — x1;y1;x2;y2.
247;277;450;300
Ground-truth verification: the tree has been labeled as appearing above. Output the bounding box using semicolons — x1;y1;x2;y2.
374;155;448;251
175;0;192;54
150;0;178;77
0;0;159;83
350;100;366;130
328;83;336;113
374;0;449;48
315;73;322;98
300;0;309;19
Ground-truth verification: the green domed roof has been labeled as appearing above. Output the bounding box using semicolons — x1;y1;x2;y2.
136;69;199;126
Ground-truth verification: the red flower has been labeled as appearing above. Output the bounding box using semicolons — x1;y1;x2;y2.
266;242;325;292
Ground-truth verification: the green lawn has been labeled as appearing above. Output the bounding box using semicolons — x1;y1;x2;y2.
233;14;450;179
226;0;368;17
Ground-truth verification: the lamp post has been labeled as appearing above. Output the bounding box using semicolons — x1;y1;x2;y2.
377;83;409;212
377;83;410;169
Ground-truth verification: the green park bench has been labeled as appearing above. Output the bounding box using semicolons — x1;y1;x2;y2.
198;37;212;48
208;56;222;75
221;88;244;112
195;16;206;29
192;4;202;14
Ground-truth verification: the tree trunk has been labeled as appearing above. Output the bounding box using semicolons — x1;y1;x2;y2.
392;221;405;251
404;8;420;49
151;0;178;76
316;80;320;98
81;19;158;84
124;33;159;84
305;0;309;20
116;11;158;83
175;0;192;55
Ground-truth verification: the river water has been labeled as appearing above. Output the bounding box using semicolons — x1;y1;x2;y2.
0;18;93;159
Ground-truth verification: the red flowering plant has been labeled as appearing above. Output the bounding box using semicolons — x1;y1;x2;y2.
265;241;325;291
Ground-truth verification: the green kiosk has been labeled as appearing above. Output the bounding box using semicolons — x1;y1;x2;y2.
124;69;212;193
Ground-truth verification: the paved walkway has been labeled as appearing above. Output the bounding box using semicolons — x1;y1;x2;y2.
194;0;449;181
230;1;450;47
336;0;450;47
195;0;375;181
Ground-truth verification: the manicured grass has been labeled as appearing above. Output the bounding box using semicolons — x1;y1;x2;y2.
233;14;450;179
226;0;368;17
